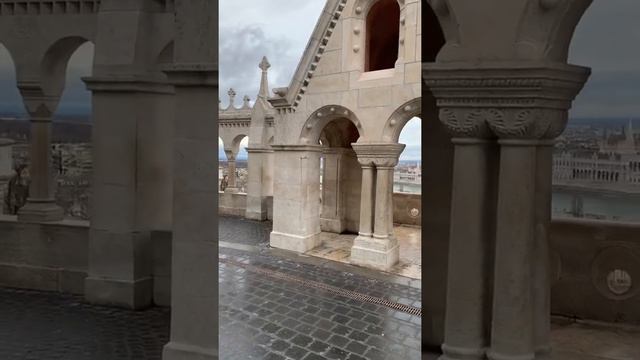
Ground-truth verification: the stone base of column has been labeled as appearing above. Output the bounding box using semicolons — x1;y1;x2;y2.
17;201;64;222
350;235;399;270
246;209;267;221
84;276;154;310
535;346;551;360
224;187;240;194
162;342;217;360
486;350;535;360
439;344;486;360
320;217;345;233
270;231;321;253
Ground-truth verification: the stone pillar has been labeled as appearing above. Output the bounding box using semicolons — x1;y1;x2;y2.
351;143;404;270
438;139;498;360
533;143;554;360
17;93;64;222
83;78;174;309
246;146;273;220
427;74;499;360
480;66;589;360
161;0;217;358
357;163;375;238
224;150;239;193
270;145;323;253
320;148;346;233
488;140;538;360
425;64;589;360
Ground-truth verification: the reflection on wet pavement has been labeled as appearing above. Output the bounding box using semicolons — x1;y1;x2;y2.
305;225;422;279
219;217;422;359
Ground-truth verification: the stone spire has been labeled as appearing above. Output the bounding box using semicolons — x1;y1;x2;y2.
227;88;236;110
258;56;271;99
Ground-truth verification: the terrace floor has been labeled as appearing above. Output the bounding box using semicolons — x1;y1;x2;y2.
0;216;637;360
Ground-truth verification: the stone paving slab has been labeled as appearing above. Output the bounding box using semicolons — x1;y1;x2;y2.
219;247;422;360
0;288;170;360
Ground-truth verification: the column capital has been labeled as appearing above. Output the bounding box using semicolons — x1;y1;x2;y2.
17;81;59;119
351;143;405;167
423;63;591;140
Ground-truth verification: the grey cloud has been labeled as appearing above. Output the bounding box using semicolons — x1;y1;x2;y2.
219;25;301;108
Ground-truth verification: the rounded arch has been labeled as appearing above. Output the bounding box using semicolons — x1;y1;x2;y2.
382;98;421;142
0;42;22;115
230;133;249;156
40;36;93;96
299;105;364;145
424;0;461;60
514;0;592;62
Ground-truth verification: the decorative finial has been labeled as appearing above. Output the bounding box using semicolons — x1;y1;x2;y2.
227;88;236;109
242;95;251;109
259;56;271;72
258;56;271;99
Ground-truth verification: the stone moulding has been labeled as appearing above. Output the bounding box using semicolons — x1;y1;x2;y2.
82;76;175;95
423;63;591;139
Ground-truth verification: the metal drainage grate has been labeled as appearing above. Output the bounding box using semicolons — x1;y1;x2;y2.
220;257;422;317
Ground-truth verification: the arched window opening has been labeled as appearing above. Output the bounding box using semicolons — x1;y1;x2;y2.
395;117;421;195
365;0;400;72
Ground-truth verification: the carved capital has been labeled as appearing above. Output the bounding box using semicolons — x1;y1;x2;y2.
424;63;590;140
352;143;405;168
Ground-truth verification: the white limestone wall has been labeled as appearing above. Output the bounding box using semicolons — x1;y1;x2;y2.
274;0;422;146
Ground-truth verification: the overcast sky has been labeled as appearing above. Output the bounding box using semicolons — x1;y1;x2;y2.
1;0;639;153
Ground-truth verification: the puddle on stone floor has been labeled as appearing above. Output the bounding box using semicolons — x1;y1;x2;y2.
304;225;422;280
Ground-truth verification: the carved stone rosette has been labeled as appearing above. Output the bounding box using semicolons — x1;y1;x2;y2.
423;63;591;141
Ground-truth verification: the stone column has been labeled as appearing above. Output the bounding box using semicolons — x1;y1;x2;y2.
427;72;499;360
533;143;554;360
351;143;404;270
320;148;346;233
438;138;498;360
425;64;589;360
224;150;239;193
162;0;217;359
356;162;375;238
480;66;589;360
246;146;272;220
17;92;64;222
269;145;323;253
488;140;538;360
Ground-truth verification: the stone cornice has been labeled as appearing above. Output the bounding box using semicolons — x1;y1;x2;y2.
246;146;274;154
271;145;324;153
423;63;590;139
162;63;217;88
83;76;175;94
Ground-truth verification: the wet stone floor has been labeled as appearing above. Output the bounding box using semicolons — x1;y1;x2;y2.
218;216;422;360
0;288;170;360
